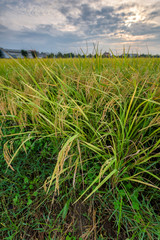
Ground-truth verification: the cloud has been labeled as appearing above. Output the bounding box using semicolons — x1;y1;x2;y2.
0;0;160;54
0;24;8;32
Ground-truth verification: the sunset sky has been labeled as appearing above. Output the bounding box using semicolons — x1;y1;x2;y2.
0;0;160;54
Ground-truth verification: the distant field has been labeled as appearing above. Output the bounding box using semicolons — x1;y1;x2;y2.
0;57;160;239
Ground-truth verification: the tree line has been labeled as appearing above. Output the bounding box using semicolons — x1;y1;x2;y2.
0;49;160;59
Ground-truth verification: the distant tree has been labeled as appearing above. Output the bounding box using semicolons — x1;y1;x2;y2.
48;53;55;58
94;54;98;58
31;50;38;58
62;53;74;58
63;53;69;58
21;50;28;58
102;52;110;58
140;54;150;58
56;52;63;58
87;54;93;58
0;49;4;58
154;54;160;58
69;53;74;58
77;53;82;58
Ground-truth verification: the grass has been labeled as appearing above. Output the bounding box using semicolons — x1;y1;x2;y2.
0;56;160;239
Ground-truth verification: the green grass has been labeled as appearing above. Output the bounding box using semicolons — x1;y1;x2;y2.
0;56;160;239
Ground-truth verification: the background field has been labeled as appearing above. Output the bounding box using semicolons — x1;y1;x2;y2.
0;57;160;239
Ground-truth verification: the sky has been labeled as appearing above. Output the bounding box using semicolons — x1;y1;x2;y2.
0;0;160;54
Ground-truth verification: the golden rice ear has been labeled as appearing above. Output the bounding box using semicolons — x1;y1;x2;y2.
3;141;15;171
54;140;72;194
153;87;160;101
43;179;48;192
73;156;79;189
0;94;7;116
0;125;3;140
7;97;17;117
47;134;79;194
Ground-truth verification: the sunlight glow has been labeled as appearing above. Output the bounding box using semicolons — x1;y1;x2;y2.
125;6;145;27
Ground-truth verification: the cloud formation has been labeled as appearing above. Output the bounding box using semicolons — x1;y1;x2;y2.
0;0;160;54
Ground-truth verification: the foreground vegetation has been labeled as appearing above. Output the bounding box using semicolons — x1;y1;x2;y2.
0;56;160;239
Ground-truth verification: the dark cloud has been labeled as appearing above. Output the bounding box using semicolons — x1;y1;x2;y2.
128;23;160;36
35;24;55;34
63;4;123;36
80;4;118;25
117;3;138;11
147;8;160;20
0;24;8;32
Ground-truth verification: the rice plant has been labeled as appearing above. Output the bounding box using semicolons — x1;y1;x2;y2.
0;56;160;239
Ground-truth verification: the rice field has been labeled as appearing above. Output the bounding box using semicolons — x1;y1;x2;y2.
0;56;160;239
